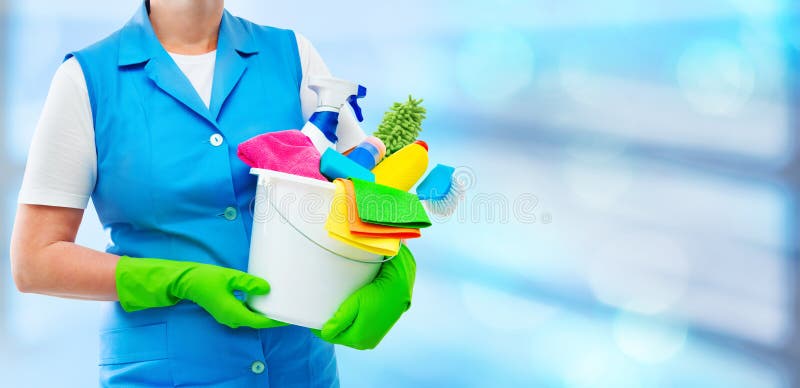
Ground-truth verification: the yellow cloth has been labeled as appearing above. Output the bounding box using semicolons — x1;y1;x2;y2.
325;179;401;256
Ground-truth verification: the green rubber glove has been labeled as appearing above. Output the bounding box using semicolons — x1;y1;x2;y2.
116;256;286;329
315;244;416;350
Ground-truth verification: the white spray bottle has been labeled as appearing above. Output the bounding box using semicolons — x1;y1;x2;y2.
301;77;367;154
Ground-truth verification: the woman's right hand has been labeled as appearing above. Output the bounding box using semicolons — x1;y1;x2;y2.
116;256;286;329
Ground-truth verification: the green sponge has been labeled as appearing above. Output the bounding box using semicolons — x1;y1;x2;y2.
373;96;426;157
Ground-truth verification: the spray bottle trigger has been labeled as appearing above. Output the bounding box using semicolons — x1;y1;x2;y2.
348;85;367;122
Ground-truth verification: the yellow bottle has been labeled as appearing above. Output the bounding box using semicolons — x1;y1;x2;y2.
372;141;429;191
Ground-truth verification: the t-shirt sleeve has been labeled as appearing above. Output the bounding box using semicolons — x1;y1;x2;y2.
295;32;367;152
17;57;97;209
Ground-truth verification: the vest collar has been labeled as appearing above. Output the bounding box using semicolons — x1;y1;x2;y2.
117;3;259;125
118;3;258;67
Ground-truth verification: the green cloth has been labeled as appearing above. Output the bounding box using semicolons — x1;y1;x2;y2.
351;178;431;228
116;256;286;329
313;244;416;350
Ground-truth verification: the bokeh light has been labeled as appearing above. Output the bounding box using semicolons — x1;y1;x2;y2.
585;231;690;314
613;311;688;364
455;28;534;104
676;39;756;116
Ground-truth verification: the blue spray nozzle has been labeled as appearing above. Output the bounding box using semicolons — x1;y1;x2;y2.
348;85;367;122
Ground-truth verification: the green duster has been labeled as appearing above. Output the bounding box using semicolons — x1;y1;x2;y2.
373;95;427;157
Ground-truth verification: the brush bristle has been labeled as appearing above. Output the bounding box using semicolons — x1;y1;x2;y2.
422;176;466;217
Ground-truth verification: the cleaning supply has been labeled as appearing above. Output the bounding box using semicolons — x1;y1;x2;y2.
351;177;431;228
364;136;387;158
237;130;327;181
313;244;416;350
341;179;421;239
301;77;367;154
325;179;401;256
346;136;386;170
372;140;429;191
320;148;375;182
116;256;286;329
373;95;426;157
416;164;465;217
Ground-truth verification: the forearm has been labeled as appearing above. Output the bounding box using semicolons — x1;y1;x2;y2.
11;204;119;301
14;241;119;301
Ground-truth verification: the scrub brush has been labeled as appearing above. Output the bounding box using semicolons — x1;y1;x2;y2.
415;164;465;217
373;96;426;157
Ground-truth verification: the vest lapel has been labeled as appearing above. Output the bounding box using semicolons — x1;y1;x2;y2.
117;3;231;129
208;11;258;120
144;55;216;126
209;50;246;121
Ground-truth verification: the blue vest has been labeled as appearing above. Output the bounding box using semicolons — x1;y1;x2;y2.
69;4;338;386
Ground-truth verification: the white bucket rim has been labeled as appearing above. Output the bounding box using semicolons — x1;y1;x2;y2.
250;167;334;190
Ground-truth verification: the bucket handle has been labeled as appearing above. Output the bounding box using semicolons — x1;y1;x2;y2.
264;195;396;264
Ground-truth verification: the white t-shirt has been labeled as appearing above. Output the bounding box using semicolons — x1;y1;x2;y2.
169;50;217;108
18;33;365;210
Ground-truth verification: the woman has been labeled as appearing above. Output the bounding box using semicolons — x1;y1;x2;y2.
10;0;416;386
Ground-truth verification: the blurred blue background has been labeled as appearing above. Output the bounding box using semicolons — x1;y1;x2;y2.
2;0;800;387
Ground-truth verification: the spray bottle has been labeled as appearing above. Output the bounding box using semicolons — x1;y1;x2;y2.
301;77;367;154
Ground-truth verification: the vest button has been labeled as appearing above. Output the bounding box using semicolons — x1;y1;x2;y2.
251;360;265;374
210;133;224;147
222;207;238;221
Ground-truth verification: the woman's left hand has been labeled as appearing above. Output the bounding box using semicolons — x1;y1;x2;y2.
313;244;416;350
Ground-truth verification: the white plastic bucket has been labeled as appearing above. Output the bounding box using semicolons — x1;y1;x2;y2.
246;168;384;329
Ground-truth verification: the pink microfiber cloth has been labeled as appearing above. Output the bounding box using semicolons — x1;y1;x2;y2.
237;130;328;181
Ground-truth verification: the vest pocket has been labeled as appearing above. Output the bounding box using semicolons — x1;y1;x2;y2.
99;322;169;365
